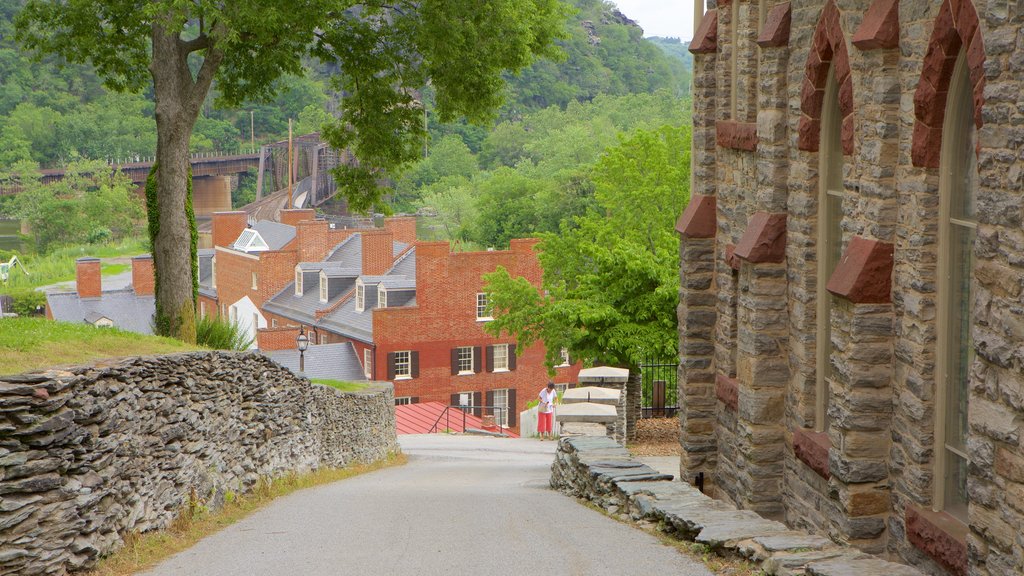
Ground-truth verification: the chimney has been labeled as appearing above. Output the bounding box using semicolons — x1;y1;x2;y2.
384;217;417;246
257;326;300;351
361;229;394;276
212;211;248;248
76;257;102;299
296;220;333;263
131;254;155;296
280;209;316;227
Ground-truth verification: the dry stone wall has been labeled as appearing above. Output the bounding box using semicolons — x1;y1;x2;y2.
0;352;397;575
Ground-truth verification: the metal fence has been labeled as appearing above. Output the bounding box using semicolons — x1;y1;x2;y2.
640;359;679;418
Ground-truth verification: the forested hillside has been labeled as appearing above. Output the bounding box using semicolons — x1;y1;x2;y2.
0;0;689;173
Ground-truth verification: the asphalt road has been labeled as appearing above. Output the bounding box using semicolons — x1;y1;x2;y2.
141;435;715;576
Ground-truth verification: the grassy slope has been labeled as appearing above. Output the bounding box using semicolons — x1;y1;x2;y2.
0;317;199;375
2;237;148;291
311;378;370;392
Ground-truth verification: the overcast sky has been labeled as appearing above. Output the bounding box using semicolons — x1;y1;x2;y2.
610;0;695;40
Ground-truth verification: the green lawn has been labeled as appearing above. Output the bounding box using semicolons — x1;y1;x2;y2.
311;378;370;392
2;237;148;291
0;317;200;376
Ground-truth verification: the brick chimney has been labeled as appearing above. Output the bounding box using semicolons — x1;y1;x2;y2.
296;220;333;263
280;209;316;227
212;211;248;248
361;229;394;276
131;254;155;296
384;217;417;245
76;257;102;299
257;326;300;351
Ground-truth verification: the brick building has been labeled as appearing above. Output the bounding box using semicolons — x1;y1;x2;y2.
45;255;156;333
678;1;1023;574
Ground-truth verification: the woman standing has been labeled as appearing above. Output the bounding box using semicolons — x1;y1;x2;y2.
538;381;557;440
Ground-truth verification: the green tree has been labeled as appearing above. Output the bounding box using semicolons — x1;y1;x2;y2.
16;0;568;339
482;125;690;371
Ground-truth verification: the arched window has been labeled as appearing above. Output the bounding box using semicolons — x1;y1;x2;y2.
935;51;976;523
816;64;843;431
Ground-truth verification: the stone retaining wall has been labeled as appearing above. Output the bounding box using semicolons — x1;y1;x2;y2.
0;352;398;575
551;436;924;576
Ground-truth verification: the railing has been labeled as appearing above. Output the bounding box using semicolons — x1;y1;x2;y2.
429;405;508;436
640;359;679;418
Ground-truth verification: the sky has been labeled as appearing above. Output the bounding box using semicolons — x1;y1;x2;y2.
610;0;695;40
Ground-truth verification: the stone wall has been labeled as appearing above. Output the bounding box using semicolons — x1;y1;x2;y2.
0;352;398;575
679;0;1024;574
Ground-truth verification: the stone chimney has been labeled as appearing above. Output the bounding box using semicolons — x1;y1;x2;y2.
131;254;155;296
280;209;316;227
384;217;417;246
212;211;248;248
76;257;102;299
361;229;394;276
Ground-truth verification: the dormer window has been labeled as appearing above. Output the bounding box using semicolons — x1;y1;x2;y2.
295;267;303;296
232;228;270;253
378;287;387;309
355;281;365;312
319;272;328;303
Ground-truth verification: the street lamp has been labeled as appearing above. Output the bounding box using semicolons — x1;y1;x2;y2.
296;326;309;373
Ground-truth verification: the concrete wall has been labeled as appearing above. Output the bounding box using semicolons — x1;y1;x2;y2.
0;352;397;575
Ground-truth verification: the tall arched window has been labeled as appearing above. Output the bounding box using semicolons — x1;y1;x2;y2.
816;64;843;431
935;51;976;523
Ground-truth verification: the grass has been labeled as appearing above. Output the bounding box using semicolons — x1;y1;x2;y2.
100;263;130;276
1;237;147;291
81;453;407;576
0;317;200;375
311;378;370;392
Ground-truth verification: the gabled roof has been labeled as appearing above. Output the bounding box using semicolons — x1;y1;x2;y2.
46;288;155;335
232;220;297;253
325;234;361;267
262;342;367;382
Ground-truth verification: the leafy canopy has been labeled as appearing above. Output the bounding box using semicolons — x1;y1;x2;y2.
482;125;691;370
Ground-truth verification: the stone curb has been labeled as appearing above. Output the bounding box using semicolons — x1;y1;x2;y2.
550;436;924;576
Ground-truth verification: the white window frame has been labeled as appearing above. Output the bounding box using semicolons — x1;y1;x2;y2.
319;333;327;345
355;280;365;312
378;287;388;309
295;267;303;296
200;300;206;318
493;388;509;427
558;348;570;367
457;346;474;375
251;271;258;290
492;344;509;372
815;64;843;434
319;272;328;303
211;257;216;288
364;348;373;379
271;318;277;328
394;350;412;380
395;397;413;406
457;392;473;407
476;292;492;321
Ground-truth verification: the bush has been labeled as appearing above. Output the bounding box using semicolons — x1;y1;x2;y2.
0;288;46;316
195;315;254;351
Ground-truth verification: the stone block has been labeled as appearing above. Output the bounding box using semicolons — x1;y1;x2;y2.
905;505;967;576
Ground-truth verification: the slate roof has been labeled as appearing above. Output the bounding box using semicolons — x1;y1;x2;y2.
251;220;296;250
325;234;361;266
262;342;367;382
46;288;156;335
388;248;416;277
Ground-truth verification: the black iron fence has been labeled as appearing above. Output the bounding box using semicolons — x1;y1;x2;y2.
640;359;679;418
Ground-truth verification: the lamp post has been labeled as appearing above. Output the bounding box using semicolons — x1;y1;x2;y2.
297;326;309;373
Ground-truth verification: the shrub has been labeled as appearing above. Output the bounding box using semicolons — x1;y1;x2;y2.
194;315;254;351
0;288;46;316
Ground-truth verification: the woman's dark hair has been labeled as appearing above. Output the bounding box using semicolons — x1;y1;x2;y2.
547;381;555;389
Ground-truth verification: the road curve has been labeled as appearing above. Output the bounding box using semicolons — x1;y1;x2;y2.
142;435;715;576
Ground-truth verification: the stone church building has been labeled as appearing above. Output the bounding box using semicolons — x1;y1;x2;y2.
676;0;1022;574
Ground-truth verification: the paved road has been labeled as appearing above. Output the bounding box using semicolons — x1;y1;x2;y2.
142;435;715;576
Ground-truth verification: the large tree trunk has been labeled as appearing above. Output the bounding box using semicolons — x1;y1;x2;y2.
148;23;222;340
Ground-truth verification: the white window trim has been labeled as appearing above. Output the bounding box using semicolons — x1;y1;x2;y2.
271;318;277;328
364;348;373;379
476;292;492;321
457;346;474;375
493;388;509;427
200;301;206;318
395;397;413;406
295;267;303;296
492;344;510;373
457;392;474;407
355;280;365;312
378;287;387;309
319;272;328;303
394;350;412;380
251;271;258;290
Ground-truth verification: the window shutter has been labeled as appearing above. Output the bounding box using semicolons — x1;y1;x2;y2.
507;389;517;427
450;348;459;375
486;390;495;416
411;351;420;378
486;345;495;372
508;344;517;371
450;393;459;406
473;346;483;374
411;397;419;404
386;352;396;380
473;392;482;416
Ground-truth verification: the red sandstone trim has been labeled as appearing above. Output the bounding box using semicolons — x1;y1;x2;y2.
905;505;968;576
715;374;738;411
724;244;741;271
852;0;899;50
793;428;831;479
689;10;718;54
756;2;791;48
911;0;985;168
715;121;758;151
797;0;854;155
826;236;894;304
676;195;718;239
735;212;787;264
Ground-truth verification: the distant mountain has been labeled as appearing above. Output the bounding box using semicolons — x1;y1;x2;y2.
646;36;694;70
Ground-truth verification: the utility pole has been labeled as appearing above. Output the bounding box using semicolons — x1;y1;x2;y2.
250;111;255;153
288;118;294;210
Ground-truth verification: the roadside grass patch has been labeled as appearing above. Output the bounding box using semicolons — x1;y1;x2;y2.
0;317;199;375
82;453;407;576
312;378;370;392
1;237;148;291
